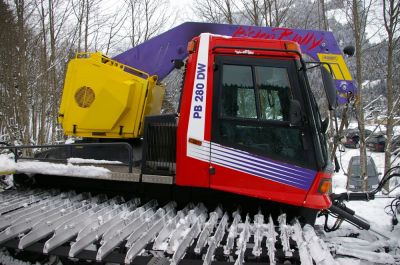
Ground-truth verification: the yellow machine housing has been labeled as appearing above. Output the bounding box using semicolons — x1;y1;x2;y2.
58;52;165;139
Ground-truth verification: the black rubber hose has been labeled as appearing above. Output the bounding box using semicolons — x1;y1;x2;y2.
330;169;400;203
347;192;375;201
330;192;375;201
329;204;370;230
335;203;355;215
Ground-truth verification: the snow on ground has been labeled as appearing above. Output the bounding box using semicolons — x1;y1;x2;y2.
0;154;111;179
67;157;122;165
1;141;400;264
316;144;400;264
319;146;396;229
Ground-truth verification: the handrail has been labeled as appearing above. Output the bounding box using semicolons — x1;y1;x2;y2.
76;52;151;80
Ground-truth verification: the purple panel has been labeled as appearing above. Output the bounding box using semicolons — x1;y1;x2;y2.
113;22;356;98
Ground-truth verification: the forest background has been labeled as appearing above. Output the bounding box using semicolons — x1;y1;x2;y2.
0;0;399;176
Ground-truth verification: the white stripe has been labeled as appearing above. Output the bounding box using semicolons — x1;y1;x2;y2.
210;158;303;186
210;147;306;179
188;151;303;187
189;143;305;181
210;142;307;174
187;33;210;145
199;140;307;176
187;143;210;162
188;143;305;184
210;151;307;183
187;143;307;188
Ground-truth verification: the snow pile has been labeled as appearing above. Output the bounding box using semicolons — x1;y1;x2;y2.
68;157;122;165
0;153;16;173
0;154;110;178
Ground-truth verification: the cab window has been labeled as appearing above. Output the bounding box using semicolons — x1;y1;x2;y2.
215;60;307;167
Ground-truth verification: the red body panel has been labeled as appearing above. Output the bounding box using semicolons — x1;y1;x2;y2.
303;172;333;209
210;164;307;206
176;39;210;187
176;34;332;210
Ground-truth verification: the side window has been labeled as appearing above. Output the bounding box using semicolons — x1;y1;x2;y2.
215;62;307;167
255;67;291;121
221;65;256;119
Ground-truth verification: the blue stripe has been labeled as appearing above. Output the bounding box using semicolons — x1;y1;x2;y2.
187;141;316;190
211;155;307;187
192;145;310;184
210;148;310;181
212;159;311;190
193;142;315;180
210;142;315;176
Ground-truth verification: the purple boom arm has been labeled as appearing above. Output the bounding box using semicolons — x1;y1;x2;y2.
114;22;356;102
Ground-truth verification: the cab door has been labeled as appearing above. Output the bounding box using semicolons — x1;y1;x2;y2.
209;56;317;204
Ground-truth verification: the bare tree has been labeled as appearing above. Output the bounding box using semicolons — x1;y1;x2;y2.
71;0;85;52
260;0;293;27
286;0;320;29
241;0;261;26
125;0;171;47
13;0;31;145
319;0;329;30
104;9;129;54
383;0;400;186
192;0;236;24
0;0;18;143
348;0;376;191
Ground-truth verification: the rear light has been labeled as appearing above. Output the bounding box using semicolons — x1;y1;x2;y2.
318;178;332;194
303;171;332;209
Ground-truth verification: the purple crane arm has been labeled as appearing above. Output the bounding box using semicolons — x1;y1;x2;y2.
114;22;356;102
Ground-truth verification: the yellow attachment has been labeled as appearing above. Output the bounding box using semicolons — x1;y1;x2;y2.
58;52;165;139
317;53;353;81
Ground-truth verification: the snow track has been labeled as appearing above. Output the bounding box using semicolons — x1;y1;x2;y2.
0;189;397;265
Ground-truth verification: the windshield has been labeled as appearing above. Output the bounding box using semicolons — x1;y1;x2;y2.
306;64;330;121
303;64;330;169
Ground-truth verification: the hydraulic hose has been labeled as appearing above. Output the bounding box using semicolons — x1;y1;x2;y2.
329;204;370;230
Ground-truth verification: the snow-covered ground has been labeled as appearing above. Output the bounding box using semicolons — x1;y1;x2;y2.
315;145;400;264
0;145;399;264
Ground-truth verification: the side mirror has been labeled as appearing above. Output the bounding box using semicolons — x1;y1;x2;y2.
289;99;302;126
320;66;337;110
343;45;355;57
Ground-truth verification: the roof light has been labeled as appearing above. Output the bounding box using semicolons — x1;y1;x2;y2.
284;41;301;53
187;40;196;53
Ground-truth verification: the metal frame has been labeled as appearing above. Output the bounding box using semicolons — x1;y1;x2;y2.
141;114;177;176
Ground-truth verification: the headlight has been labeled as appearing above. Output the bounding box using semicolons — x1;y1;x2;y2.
349;185;355;188
372;184;378;188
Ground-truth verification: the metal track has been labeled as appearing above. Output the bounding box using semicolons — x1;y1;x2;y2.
0;189;335;264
